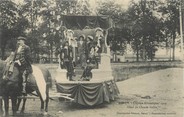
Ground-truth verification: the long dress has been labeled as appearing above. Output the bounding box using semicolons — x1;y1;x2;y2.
77;41;87;68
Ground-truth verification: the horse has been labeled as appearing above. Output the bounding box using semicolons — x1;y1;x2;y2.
0;59;20;116
0;59;52;116
0;68;3;115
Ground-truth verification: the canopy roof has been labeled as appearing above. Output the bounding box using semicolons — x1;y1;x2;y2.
62;15;112;30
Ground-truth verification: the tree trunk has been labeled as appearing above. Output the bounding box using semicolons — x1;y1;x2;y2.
50;43;53;63
136;44;139;62
1;47;5;60
172;32;176;61
1;40;6;60
142;38;146;61
151;49;153;61
166;38;169;55
141;0;146;61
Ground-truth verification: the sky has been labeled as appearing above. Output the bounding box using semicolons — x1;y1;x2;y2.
89;0;138;10
13;0;137;9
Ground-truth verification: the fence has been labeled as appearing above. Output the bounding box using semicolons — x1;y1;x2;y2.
32;57;59;64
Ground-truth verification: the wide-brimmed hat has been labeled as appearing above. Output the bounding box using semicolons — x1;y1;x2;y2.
67;29;74;34
78;35;85;40
95;27;103;32
87;35;93;40
17;36;27;41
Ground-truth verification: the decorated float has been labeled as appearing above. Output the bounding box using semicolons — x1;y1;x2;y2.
55;15;119;106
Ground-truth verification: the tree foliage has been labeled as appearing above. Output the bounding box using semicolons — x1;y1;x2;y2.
0;0;28;59
0;0;181;62
97;1;130;55
158;0;180;60
126;0;163;61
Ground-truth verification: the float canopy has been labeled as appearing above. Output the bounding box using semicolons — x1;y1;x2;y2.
62;15;112;30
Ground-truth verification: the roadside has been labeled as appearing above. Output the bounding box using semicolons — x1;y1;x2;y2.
12;67;183;117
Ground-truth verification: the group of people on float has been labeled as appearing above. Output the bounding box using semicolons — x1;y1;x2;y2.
56;27;106;81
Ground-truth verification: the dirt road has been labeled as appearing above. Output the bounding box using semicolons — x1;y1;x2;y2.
5;68;184;117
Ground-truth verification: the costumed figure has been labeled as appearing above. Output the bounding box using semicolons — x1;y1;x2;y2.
77;35;87;68
80;35;97;81
65;29;77;66
55;45;64;69
80;59;95;81
95;27;107;53
65;29;74;46
4;36;33;95
70;37;77;66
87;35;98;66
86;35;94;60
60;41;75;81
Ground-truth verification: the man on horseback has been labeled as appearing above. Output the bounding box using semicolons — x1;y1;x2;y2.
14;36;33;95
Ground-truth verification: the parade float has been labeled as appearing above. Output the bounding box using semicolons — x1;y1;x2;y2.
55;15;119;106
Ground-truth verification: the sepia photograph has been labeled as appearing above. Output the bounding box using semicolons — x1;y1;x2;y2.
0;0;184;117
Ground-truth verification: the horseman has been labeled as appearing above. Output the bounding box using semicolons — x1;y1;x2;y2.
14;36;33;95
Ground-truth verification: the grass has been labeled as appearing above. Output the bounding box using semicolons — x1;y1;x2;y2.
36;61;184;82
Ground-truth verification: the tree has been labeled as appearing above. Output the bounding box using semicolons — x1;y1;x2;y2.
97;0;131;57
127;0;162;61
74;0;92;15
20;0;48;62
55;0;78;15
158;0;180;61
97;0;123;24
0;0;28;59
